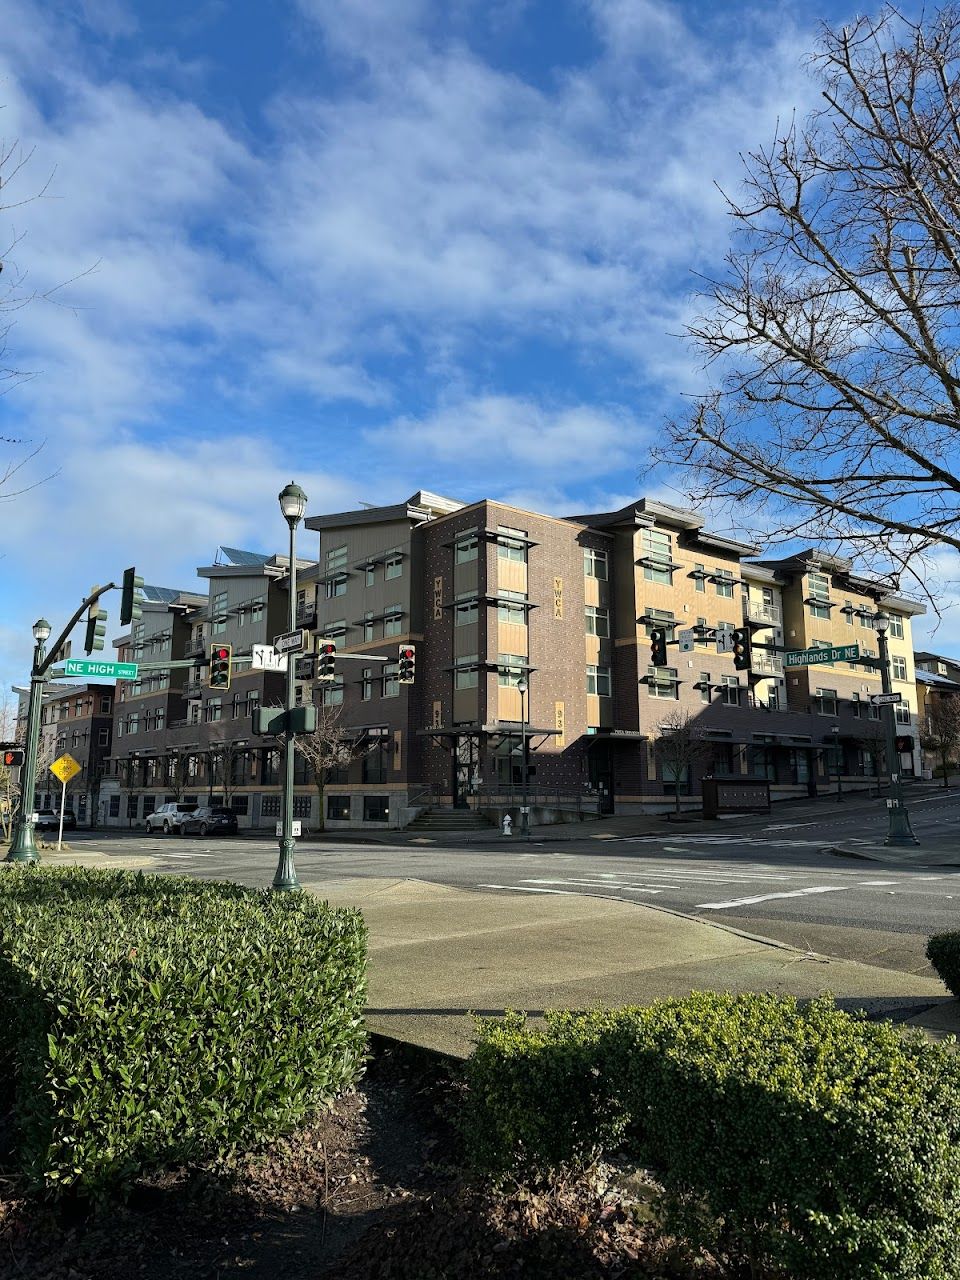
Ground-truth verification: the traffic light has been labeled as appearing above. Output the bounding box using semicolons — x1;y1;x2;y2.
731;627;751;671
120;566;145;626
208;643;232;690
84;604;107;654
2;749;24;767
398;644;416;684
650;627;668;667
318;639;337;681
895;734;915;752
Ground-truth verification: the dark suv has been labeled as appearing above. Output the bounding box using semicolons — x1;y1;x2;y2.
180;806;238;836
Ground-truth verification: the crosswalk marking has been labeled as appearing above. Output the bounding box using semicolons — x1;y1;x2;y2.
697;885;849;910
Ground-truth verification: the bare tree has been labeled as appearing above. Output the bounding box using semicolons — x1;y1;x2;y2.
293;703;374;831
660;8;960;601
921;694;960;784
205;734;248;808
654;710;711;814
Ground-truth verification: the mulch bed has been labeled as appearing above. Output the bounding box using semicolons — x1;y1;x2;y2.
0;1040;720;1279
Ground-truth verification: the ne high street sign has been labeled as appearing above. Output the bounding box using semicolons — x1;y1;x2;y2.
61;659;139;680
783;644;860;669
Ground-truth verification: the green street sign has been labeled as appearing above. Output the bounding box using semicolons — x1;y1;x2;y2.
62;658;139;680
783;644;859;669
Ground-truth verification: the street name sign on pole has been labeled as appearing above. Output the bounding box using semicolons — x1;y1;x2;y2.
783;644;860;669
870;691;903;706
61;658;139;680
273;629;309;656
49;753;81;851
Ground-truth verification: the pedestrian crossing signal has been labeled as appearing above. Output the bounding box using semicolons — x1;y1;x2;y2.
3;749;24;767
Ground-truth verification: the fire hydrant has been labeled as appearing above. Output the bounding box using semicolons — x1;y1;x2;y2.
501;814;513;837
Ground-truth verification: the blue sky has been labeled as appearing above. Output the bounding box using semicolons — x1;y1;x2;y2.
0;0;948;693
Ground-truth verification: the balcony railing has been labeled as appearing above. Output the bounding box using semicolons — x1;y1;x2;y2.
184;680;203;700
296;604;317;627
746;601;781;627
751;652;783;677
184;640;205;658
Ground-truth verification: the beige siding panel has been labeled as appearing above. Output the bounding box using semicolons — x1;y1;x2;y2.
586;692;600;728
498;559;527;594
498;621;528;656
584;577;600;608
585;635;601;665
498;686;522;721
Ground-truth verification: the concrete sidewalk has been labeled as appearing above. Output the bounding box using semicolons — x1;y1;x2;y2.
307;874;958;1058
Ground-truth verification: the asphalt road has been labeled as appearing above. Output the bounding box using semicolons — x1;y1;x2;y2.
66;789;960;978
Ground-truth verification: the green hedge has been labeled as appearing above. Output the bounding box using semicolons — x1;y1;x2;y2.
927;931;960;998
464;995;960;1279
0;866;367;1196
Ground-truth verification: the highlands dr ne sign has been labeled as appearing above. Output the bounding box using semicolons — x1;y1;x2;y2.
783;645;860;669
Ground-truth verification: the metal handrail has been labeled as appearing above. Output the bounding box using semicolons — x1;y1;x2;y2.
746;601;781;626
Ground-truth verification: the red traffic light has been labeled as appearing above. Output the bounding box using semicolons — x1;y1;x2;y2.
214;647;229;660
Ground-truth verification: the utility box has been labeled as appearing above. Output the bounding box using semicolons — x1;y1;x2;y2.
701;776;771;819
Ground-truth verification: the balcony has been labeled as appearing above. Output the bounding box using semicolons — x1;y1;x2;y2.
184;679;203;700
751;652;783;677
746;601;781;627
184;640;205;658
296;604;317;627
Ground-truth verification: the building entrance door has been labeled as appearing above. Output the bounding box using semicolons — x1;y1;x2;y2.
588;742;615;814
452;735;479;808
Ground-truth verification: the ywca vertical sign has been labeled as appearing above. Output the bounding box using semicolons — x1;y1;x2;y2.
553;577;563;619
434;575;444;620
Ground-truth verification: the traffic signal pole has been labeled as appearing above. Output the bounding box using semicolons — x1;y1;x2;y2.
6;583;117;864
876;624;918;847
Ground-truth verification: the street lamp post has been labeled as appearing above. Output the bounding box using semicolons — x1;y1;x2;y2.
273;481;307;892
831;724;843;803
6;619;53;864
517;675;530;840
873;611;917;846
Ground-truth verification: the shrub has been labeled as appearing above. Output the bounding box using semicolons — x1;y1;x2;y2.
464;995;960;1279
0;866;367;1196
927;931;960;997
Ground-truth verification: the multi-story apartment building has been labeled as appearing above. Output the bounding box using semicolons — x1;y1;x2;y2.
913;651;960;777
101;551;308;828
15;681;115;824
92;492;926;828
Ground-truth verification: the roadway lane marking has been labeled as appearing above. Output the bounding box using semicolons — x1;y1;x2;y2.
859;880;898;886
478;884;582;896
521;878;663;893
697;885;850;910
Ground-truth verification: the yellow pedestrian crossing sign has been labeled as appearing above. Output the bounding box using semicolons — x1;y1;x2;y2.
50;753;81;785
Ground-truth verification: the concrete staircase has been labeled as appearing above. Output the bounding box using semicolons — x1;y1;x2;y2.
405;805;493;831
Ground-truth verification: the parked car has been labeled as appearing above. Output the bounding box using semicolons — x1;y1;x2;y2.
144;802;196;835
180;806;238;837
35;808;77;831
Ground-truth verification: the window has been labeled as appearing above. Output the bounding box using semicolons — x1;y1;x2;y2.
497;526;527;563
497;599;526;624
260;794;281;817
585;605;609;638
694;562;706;593
713;568;735;599
644;607;675;639
498;656;525;687
292;795;312;820
205;699;222;723
807;572;831;620
363;795;389;822
455;598;478;627
126;795;139;819
641;528;673;583
383;662;400;697
327;795;351;821
456;657;479;689
142;795;156;817
843;600;855;626
127;713;140;735
109;795;120;818
325;575;347;599
102;697;113;714
365;564;376;587
894;703;911;725
696;616;709;646
361;668;374;701
850;692;863;718
892;656;908;681
384;607;403;637
816;688;838;716
722;675;741;707
647;666;678;699
322;683;344;707
888;614;904;639
251;599;264;623
363;611;376;642
213;590;228;635
363;740;389;783
699;671;712;704
456;532;479;563
583;547;608;580
98;728;110;746
230;795;249;816
326;545;348;571
385;551;403;580
586;665;612;696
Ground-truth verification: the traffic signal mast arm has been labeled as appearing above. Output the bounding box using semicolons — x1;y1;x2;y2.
38;583;117;679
